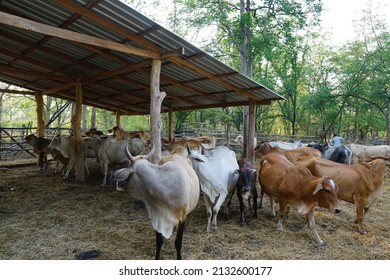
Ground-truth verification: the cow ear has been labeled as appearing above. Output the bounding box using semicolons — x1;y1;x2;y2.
234;169;239;174
312;182;322;195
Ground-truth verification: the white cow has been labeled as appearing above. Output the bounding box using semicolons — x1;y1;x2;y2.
110;144;200;260
234;134;257;148
346;143;390;163
269;141;302;150
88;135;148;187
187;145;240;232
48;135;96;179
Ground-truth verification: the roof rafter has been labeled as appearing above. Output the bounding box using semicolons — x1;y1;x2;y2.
0;11;162;59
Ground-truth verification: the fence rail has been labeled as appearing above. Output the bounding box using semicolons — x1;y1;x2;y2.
1;126;387;160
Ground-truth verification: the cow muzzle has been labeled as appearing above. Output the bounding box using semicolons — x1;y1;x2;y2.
334;208;342;214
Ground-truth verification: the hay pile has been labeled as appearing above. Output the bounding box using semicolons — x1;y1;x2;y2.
0;159;389;260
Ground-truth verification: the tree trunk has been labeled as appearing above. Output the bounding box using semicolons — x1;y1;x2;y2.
150;59;164;163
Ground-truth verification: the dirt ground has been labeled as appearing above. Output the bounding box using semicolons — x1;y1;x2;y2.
0;156;389;260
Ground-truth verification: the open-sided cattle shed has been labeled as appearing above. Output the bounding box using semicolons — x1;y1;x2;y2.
0;0;284;179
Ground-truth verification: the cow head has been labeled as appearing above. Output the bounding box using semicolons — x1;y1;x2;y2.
235;167;256;193
313;176;341;214
186;143;206;162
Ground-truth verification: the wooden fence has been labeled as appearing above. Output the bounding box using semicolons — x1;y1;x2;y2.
0;127;69;160
2;126;385;160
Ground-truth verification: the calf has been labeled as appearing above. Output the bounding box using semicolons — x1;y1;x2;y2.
235;158;257;226
44;147;70;175
47;135;96;179
258;152;341;245
295;156;388;234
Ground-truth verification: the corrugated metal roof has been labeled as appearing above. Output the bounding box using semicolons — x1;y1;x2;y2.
0;0;284;115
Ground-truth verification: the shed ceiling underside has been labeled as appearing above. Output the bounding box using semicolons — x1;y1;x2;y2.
0;0;284;116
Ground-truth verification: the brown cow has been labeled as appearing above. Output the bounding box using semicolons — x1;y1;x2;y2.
24;134;51;170
255;141;322;163
44;147;70;175
295;155;388;234
258;152;341;245
109;126;150;142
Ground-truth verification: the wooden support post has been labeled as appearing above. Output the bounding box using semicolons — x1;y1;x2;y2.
72;77;85;182
116;111;121;127
150;59;165;163
168;105;173;142
243;105;249;157
34;91;45;137
248;99;256;165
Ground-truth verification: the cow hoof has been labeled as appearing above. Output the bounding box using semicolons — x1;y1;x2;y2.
240;222;248;227
319;241;326;246
360;230;368;235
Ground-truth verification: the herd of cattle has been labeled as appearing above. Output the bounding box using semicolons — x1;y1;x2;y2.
22;129;390;259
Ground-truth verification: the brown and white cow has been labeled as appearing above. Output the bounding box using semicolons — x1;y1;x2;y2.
258;152;341;246
295;155;388;234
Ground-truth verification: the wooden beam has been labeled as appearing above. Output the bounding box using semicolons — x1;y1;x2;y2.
34;91;45;137
168;105;174;141
0;66;70;81
116;111;121;127
0;11;161;59
170;56;262;101
53;0;162;53
72;77;85;182
0;89;34;95
150;59;164;163
248;99;256;165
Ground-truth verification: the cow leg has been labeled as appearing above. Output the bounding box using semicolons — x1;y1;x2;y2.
226;192;234;208
84;160;90;177
45;154;48;169
306;208;325;246
63;158;76;179
101;162;108;187
259;188;264;209
270;196;276;217
277;199;287;231
355;201;367;234
155;231;163;260
203;194;213;233
38;152;44;170
212;193;228;231
175;221;185;260
55;160;59;173
252;192;258;218
236;188;246;227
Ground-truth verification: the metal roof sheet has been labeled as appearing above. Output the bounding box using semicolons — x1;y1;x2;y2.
0;0;284;115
